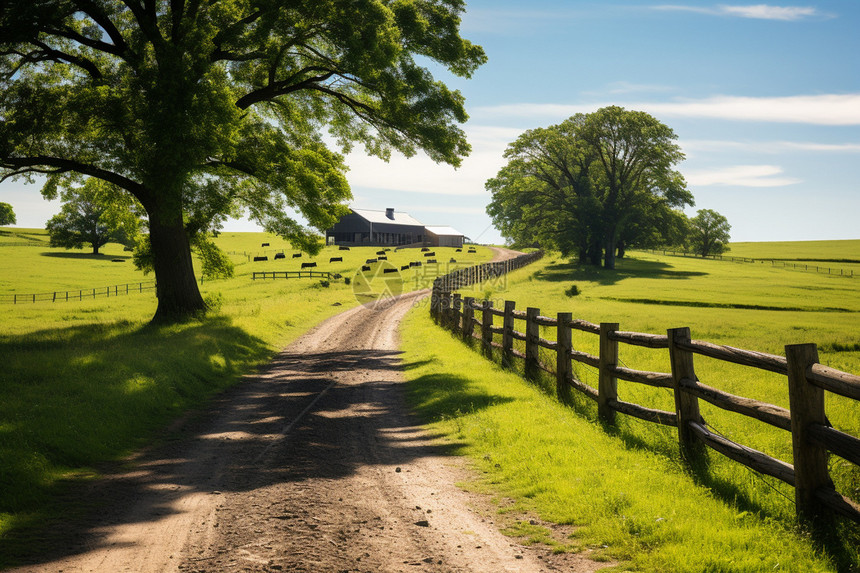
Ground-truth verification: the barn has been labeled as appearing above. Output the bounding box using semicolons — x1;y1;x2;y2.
326;208;466;248
325;208;425;247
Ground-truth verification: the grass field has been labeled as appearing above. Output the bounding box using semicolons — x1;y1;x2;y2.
0;226;492;565
401;241;860;571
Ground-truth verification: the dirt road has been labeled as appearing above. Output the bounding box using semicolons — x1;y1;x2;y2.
11;249;600;572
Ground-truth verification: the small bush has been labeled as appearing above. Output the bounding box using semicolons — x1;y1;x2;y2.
565;284;580;297
344;277;351;285
319;280;330;288
203;292;224;312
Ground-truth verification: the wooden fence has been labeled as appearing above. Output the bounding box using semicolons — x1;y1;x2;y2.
429;256;860;525
251;271;333;280
0;281;157;304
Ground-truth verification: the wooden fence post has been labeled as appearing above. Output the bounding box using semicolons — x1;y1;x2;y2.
525;307;540;379
598;323;619;424
452;293;462;332
463;297;475;342
481;300;494;357
440;290;451;327
668;327;704;458
556;312;573;403
502;300;516;367
786;343;832;522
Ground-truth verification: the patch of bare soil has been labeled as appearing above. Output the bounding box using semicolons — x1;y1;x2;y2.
10;247;607;573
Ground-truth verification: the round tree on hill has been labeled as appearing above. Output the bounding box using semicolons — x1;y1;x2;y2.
690;209;732;257
0;202;15;226
0;0;486;322
45;178;141;254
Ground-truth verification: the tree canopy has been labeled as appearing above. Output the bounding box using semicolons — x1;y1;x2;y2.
486;107;693;269
1;0;485;321
45;176;141;254
689;208;731;257
0;201;15;226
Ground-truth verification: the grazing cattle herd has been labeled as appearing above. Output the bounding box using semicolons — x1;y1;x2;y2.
248;246;483;284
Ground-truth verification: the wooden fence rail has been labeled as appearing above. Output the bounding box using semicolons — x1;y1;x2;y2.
251;271;333;280
0;281;157;304
428;255;860;526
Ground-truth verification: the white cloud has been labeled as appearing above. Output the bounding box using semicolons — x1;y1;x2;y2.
344;125;522;196
721;5;819;20
472;94;860;126
685;165;801;187
652;4;826;21
681;139;860;154
390;204;486;215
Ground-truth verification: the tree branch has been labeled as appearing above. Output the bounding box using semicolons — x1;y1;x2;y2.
42;26;125;59
1;156;149;207
235;70;337;109
30;40;103;79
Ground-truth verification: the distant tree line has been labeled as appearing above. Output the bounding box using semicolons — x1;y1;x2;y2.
486;106;730;266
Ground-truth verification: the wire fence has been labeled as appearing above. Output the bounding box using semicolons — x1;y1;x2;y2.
642;249;856;278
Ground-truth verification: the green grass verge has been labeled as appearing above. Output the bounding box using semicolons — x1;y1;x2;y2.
0;229;492;566
400;306;850;572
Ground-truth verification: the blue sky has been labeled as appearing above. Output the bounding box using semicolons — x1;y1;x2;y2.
3;1;859;245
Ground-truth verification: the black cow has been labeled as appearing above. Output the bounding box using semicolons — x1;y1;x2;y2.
426;259;436;263
329;257;343;263
376;250;386;255
421;247;430;252
401;265;410;271
424;252;435;257
253;256;268;262
450;258;457;263
366;258;377;264
261;242;270;247
292;253;302;258
301;262;317;268
377;255;387;260
339;246;350;250
361;265;371;271
274;253;286;259
383;268;398;274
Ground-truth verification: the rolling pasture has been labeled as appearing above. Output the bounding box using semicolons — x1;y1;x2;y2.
403;241;860;571
0;227;491;563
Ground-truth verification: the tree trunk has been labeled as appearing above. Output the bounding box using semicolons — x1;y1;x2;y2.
616;240;626;259
604;230;617;269
149;209;206;323
92;244;100;255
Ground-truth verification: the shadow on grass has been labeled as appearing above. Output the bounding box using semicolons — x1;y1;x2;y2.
407;372;515;423
534;258;707;286
0;315;271;566
40;251;131;260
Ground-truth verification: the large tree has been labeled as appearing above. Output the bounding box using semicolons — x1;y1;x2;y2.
689;208;731;257
487;107;693;268
0;201;15;226
579;106;692;269
0;0;485;321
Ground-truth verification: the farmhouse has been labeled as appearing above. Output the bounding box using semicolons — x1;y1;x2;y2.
325;207;465;248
